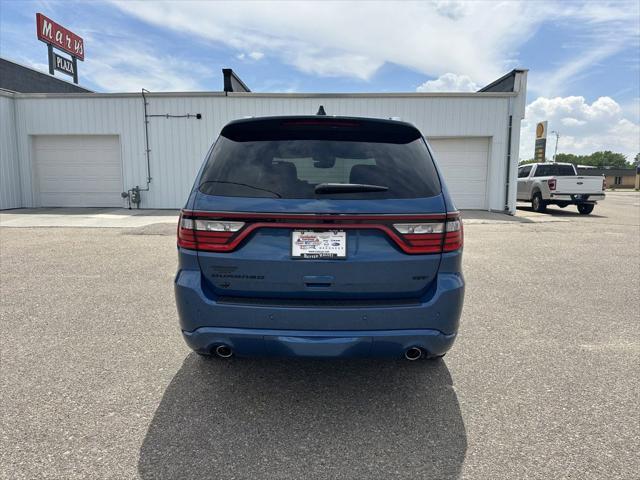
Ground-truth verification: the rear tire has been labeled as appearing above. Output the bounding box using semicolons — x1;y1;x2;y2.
532;192;547;213
577;204;594;215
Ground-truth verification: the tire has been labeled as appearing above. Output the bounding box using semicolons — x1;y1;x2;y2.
531;192;547;213
577;204;594;215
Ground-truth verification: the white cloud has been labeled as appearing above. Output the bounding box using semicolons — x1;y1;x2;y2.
528;42;626;97
109;0;541;83
416;73;478;92
82;46;214;92
237;51;265;61
520;96;640;161
526;2;639;96
109;0;638;89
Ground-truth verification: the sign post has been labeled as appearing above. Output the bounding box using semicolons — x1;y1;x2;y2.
534;121;547;163
36;13;84;84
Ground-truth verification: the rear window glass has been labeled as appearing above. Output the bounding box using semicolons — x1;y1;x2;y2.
198;120;442;200
534;164;576;176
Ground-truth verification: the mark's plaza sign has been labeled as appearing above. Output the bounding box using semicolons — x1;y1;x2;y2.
36;13;84;84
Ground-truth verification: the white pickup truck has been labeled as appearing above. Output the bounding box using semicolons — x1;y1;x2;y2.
517;162;605;214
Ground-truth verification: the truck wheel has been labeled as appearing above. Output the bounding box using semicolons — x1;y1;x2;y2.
532;192;547;213
577;204;594;215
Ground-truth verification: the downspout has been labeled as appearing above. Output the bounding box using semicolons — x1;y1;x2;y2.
505;114;512;211
141;88;152;188
122;89;152;209
11;91;24;208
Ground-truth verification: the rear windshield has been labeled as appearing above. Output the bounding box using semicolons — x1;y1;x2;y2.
198;119;442;199
534;164;576;176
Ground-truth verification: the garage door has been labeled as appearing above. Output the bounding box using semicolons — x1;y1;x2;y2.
428;138;489;210
33;135;123;207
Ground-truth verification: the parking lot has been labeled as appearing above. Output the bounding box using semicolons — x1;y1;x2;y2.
1;192;638;479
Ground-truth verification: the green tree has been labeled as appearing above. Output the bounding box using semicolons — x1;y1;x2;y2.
585;151;629;168
518;158;549;165
555;153;582;165
520;151;632;167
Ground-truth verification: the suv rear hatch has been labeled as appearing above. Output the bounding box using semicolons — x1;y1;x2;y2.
179;116;460;303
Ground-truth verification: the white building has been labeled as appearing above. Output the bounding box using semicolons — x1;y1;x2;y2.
0;68;527;212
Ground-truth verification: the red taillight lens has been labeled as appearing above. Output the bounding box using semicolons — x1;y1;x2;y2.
177;212;242;252
548;179;557;191
443;215;463;252
393;213;463;253
178;210;463;255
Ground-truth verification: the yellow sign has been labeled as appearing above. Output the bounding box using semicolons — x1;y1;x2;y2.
536;121;547;139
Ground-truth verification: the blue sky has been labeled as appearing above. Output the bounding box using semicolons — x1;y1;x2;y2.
1;0;638;160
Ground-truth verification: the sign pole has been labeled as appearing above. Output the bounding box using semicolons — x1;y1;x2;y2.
72;56;78;84
47;44;54;75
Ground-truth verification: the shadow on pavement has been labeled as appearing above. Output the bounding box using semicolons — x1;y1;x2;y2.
516;205;605;218
138;354;467;479
460;209;533;223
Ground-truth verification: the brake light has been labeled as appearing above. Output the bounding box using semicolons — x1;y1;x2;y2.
443;215;463;252
548;179;557;191
177;210;463;254
178;213;244;252
392;213;463;253
282;120;360;127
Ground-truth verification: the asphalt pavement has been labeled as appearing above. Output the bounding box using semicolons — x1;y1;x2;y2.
1;192;638;479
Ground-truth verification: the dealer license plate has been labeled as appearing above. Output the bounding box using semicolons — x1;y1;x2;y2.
291;230;347;259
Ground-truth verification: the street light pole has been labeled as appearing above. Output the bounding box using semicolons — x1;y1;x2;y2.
551;130;560;162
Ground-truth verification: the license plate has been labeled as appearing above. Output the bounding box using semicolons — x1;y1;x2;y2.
291;230;347;259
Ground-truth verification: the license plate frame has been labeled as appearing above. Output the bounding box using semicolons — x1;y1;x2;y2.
291;230;347;259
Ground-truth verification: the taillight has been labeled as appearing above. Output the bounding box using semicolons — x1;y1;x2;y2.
177;210;463;254
177;213;244;252
548;179;557;191
443;215;463;252
392;212;463;253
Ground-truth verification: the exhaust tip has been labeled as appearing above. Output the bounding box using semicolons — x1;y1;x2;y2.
405;347;423;361
215;345;233;358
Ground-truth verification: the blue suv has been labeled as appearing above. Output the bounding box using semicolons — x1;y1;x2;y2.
175;115;464;360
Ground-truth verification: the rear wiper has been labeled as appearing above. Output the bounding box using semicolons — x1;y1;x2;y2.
199;180;282;198
315;183;389;194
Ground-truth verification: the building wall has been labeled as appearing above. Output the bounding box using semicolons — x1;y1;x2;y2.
606;174;637;188
4;87;526;211
0;93;21;209
0;58;91;94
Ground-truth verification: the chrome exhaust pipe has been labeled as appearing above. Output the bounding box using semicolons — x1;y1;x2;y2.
215;345;233;358
405;347;423;361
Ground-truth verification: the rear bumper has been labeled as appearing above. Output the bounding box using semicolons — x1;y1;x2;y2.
549;193;605;203
183;326;456;358
175;262;464;358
